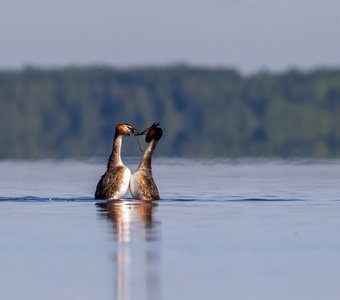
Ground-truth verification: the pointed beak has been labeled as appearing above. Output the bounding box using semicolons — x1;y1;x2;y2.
134;122;160;136
132;128;142;136
133;128;147;136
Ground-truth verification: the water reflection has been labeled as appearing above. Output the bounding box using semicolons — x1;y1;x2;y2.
96;200;161;300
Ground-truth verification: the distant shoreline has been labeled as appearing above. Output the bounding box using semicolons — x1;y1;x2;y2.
1;66;340;158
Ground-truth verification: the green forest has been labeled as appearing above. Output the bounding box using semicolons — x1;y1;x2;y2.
1;66;340;158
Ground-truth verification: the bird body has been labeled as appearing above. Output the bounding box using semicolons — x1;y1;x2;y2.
130;124;162;201
130;167;160;201
95;123;136;200
95;164;131;200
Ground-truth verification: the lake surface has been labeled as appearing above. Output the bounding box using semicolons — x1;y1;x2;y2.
1;158;340;300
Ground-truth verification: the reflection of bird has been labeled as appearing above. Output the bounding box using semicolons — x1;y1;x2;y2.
130;123;163;200
96;200;160;300
95;123;139;200
96;200;157;242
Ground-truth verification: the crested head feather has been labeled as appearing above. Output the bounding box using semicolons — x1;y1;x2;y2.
115;123;135;136
145;124;163;143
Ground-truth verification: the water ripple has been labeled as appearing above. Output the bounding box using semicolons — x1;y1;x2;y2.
0;196;95;202
0;196;329;203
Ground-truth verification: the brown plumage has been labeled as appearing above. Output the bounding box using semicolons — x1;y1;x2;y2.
130;123;162;200
95;123;137;200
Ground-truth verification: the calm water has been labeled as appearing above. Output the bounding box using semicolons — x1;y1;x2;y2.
1;158;340;300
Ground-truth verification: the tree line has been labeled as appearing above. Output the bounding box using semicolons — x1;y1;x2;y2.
1;65;340;158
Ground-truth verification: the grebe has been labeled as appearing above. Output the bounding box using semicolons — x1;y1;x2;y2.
130;123;162;200
95;123;139;200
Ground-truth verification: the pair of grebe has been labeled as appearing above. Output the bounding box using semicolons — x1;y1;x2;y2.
95;123;162;201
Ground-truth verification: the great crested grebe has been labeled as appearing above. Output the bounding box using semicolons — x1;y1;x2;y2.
95;123;139;200
130;123;163;200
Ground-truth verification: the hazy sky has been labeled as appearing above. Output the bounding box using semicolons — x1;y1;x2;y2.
1;0;340;73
